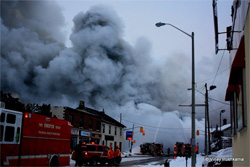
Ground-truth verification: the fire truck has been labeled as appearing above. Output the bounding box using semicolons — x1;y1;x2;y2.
140;143;163;156
0;108;71;166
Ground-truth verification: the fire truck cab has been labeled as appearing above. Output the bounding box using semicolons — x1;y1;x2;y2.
0;108;71;166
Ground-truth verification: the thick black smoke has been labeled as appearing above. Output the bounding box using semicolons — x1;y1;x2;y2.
1;1;200;114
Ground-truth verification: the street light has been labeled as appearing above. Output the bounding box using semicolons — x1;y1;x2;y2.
205;84;216;155
220;110;225;131
155;22;196;167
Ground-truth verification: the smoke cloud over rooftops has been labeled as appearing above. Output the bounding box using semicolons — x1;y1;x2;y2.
1;1;232;152
1;1;192;112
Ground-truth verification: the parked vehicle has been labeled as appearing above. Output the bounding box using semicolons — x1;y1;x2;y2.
174;142;184;157
72;144;122;166
174;142;197;157
140;143;163;156
181;144;191;157
140;143;154;155
0;108;71;166
152;143;164;156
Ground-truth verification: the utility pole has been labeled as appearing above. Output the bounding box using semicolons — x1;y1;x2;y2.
130;124;134;153
205;83;212;154
205;84;208;155
191;32;196;167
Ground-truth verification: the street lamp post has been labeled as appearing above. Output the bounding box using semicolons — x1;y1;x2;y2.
220;110;225;131
155;22;196;167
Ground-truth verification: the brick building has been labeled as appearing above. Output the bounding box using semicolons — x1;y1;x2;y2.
51;101;125;151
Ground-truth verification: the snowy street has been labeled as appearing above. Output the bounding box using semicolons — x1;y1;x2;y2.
69;147;232;167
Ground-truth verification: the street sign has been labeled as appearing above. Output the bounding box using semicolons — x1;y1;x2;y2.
126;131;133;140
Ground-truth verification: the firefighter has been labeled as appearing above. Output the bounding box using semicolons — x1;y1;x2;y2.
75;143;82;166
108;146;114;165
113;146;121;165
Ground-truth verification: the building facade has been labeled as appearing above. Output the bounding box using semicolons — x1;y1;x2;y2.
51;106;102;150
81;106;125;152
223;0;250;166
99;113;125;152
51;101;125;152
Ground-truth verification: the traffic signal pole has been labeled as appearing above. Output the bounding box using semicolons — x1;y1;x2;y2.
130;124;134;153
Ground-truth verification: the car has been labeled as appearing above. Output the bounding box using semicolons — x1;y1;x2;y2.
72;144;122;166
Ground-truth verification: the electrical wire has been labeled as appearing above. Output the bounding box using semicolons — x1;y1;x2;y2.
195;89;230;105
212;44;227;85
122;119;191;130
196;66;230;84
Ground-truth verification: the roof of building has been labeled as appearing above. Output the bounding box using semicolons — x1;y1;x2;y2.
211;124;231;133
75;106;126;128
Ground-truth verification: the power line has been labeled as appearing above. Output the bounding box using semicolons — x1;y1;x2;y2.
212;44;227;85
122;119;191;130
196;66;230;84
195;89;230;105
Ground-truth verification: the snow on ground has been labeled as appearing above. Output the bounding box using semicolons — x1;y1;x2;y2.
135;154;204;167
70;148;232;167
134;148;232;167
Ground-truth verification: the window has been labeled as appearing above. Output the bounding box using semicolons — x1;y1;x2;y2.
79;117;84;128
5;126;15;142
236;68;247;131
230;68;247;134
104;146;109;152
0;125;3;141
120;127;122;136
109;125;111;134
7;114;16;124
1;112;5;122
98;146;104;151
115;127;117;135
16;127;20;143
87;145;96;151
119;142;122;152
69;114;74;124
96;121;100;131
102;124;105;133
89;119;93;130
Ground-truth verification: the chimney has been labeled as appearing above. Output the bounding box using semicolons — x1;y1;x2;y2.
223;119;227;125
79;101;85;109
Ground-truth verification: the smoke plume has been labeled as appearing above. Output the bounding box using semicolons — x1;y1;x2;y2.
1;1;191;112
2;1;231;152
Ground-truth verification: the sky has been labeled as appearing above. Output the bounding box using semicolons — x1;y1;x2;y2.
55;0;233;115
1;0;233;152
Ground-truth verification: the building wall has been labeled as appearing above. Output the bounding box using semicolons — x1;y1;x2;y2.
51;106;125;152
232;3;250;167
100;122;124;152
66;108;102;149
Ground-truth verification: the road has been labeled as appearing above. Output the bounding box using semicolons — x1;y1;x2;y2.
120;155;173;166
70;155;173;166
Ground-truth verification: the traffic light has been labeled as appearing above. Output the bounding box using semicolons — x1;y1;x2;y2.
142;131;145;136
196;130;199;136
140;127;143;133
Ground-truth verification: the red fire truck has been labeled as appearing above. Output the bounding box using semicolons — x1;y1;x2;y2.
0;108;71;166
